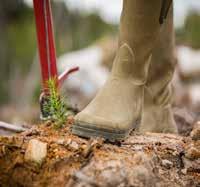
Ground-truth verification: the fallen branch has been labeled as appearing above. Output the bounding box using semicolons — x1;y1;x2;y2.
0;121;28;133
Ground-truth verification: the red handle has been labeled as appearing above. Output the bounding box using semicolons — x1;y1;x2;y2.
33;0;58;92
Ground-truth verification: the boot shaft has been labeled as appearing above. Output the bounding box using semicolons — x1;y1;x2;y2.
113;0;162;85
147;5;175;106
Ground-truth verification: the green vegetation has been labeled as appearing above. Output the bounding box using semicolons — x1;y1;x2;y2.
176;11;200;49
44;78;69;128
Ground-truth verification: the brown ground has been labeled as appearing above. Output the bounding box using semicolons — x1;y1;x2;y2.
0;118;200;187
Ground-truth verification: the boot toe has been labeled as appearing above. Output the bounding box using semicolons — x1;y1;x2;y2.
74;111;123;132
72;111;131;140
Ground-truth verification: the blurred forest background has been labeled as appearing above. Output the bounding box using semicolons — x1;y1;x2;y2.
0;0;200;127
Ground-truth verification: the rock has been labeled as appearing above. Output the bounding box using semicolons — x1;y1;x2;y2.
185;144;200;160
69;141;79;150
161;159;173;169
66;138;72;145
56;138;65;145
25;139;47;164
190;121;200;141
182;157;200;172
181;168;187;175
173;107;195;136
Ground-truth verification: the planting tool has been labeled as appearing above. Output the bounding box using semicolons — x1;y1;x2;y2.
33;0;79;119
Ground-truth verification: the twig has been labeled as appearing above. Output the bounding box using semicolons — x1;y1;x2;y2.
0;121;28;132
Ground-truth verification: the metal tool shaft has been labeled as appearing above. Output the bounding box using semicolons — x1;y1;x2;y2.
33;0;58;92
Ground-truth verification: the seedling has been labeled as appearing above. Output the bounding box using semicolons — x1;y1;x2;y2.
43;78;69;128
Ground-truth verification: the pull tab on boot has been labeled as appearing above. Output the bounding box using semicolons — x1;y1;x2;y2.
159;0;172;24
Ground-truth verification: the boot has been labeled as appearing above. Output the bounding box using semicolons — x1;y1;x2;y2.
139;5;178;133
72;0;162;140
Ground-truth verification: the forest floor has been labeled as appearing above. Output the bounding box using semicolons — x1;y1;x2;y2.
0;117;200;187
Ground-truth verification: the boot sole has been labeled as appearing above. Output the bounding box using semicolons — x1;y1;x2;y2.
72;121;138;141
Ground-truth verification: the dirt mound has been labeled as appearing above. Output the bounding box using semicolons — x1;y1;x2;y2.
0;119;199;187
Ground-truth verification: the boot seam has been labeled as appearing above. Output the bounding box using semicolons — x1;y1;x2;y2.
118;43;148;86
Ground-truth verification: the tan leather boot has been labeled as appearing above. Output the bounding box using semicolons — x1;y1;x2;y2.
139;5;178;133
72;0;162;140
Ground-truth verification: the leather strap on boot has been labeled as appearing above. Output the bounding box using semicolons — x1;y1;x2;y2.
159;0;172;24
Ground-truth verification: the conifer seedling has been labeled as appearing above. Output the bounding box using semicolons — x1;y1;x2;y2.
43;78;69;129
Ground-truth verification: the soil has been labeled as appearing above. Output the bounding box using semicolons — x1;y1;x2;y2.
0;118;200;187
